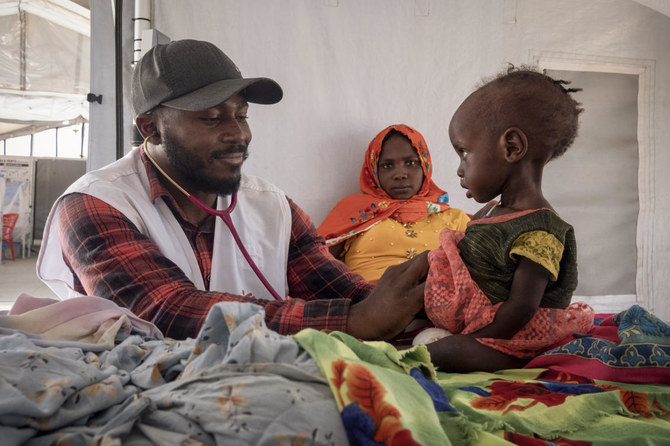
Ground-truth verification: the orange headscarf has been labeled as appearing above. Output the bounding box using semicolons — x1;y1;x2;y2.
318;124;451;244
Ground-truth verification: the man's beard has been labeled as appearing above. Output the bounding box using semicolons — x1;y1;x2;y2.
162;136;248;196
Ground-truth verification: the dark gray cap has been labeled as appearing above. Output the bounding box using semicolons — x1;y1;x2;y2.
131;39;283;116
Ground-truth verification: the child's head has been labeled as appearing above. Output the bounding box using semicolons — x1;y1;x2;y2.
460;66;583;162
449;66;582;203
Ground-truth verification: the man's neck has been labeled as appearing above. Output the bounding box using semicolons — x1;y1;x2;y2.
170;187;218;226
140;146;218;226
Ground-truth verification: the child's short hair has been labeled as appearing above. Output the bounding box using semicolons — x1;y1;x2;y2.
473;65;583;161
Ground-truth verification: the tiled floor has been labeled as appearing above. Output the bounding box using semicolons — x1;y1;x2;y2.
0;253;57;312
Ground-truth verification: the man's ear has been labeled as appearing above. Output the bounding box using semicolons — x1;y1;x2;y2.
500;127;528;163
134;114;162;145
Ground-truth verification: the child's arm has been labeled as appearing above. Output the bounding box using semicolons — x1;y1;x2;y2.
467;257;550;339
424;257;549;372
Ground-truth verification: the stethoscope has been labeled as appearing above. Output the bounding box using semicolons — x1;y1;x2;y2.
143;135;284;301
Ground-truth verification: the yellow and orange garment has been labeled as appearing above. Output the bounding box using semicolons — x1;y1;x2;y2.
318;124;469;281
341;212;469;282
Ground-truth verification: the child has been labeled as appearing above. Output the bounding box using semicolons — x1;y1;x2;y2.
418;67;594;372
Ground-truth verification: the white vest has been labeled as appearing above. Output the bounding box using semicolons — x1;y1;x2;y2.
37;148;291;301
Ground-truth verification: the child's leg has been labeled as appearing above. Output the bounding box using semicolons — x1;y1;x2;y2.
426;334;528;372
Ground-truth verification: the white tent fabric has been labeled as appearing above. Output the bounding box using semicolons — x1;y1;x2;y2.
0;0;89;140
633;0;670;17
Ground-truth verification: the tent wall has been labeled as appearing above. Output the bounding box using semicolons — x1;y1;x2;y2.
33;158;86;240
87;0;135;171
88;0;670;319
542;70;639;300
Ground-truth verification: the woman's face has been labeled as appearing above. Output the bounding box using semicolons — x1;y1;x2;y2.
377;133;424;200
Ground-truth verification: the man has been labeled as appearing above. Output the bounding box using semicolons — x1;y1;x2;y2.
37;39;427;340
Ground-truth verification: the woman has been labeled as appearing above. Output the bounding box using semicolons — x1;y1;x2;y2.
318;124;470;283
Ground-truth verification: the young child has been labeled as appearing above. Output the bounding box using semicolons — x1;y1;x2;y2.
418;67;594;372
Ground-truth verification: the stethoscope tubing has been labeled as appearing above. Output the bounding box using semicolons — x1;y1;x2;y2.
187;193;284;301
143;139;284;301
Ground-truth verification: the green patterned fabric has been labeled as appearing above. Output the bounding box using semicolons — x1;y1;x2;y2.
458;209;577;308
294;329;473;446
294;326;670;445
439;368;670;445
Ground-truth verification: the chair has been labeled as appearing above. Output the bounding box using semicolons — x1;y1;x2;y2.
2;213;19;261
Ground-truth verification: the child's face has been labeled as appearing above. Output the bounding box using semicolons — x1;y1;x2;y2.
449;99;509;203
377;134;425;200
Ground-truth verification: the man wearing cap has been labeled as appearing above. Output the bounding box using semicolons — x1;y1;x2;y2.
37;39;427;341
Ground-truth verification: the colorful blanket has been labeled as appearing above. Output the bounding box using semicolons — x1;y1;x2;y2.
295;306;670;446
527;305;670;385
2;298;669;445
439;368;670;445
294;328;466;446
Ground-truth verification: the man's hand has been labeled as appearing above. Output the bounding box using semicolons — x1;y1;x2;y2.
346;251;429;341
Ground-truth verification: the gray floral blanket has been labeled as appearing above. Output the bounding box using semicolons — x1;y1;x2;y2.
0;301;347;445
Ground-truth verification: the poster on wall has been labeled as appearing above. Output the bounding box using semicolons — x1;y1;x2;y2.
0;156;35;258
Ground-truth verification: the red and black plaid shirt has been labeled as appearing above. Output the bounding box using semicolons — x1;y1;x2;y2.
56;150;372;339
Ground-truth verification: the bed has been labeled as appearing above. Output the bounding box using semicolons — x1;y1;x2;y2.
1;295;669;445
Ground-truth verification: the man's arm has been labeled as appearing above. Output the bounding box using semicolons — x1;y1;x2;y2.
56;193;340;339
275;199;427;340
58;193;427;341
260;199;372;334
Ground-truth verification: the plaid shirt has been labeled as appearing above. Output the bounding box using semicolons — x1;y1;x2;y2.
56;150;372;339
